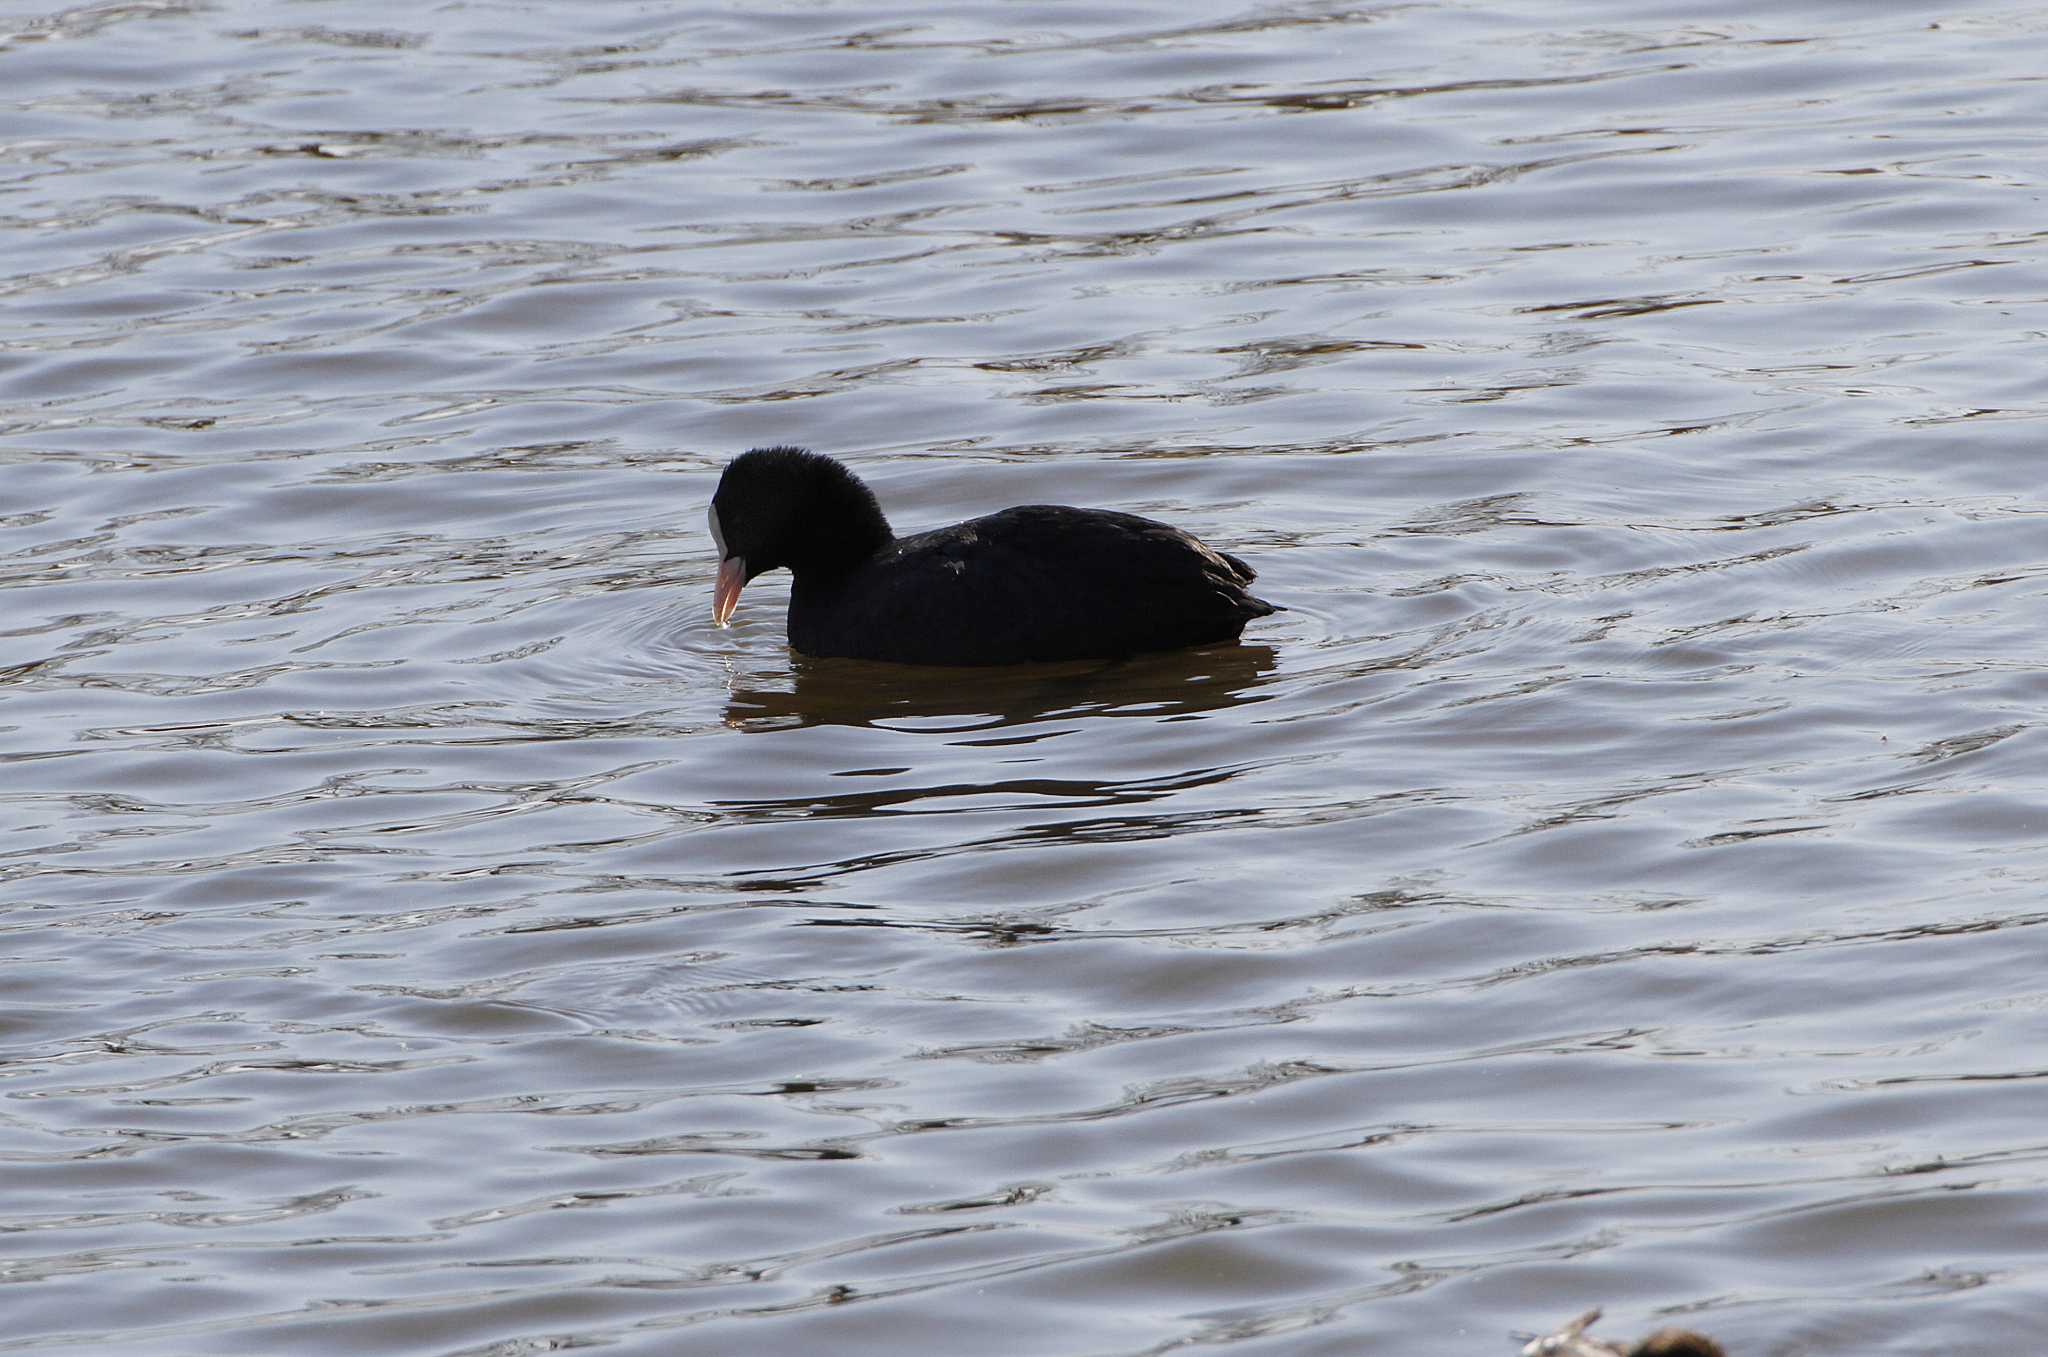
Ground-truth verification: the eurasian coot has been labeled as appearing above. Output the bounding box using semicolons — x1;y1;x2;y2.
708;446;1278;666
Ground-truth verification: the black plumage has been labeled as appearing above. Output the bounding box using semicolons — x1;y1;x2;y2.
708;446;1278;666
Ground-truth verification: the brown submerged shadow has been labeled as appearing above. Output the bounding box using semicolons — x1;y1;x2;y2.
723;643;1279;732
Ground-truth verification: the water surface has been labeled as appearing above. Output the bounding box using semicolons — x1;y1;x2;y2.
4;2;2048;1353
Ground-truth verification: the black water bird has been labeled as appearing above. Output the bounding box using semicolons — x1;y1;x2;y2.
708;446;1278;666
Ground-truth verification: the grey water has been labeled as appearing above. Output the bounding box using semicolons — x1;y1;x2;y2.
4;2;2048;1353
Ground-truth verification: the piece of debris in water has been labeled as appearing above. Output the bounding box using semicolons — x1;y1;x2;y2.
1519;1307;1727;1357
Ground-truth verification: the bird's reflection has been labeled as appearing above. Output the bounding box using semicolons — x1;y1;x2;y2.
723;643;1279;732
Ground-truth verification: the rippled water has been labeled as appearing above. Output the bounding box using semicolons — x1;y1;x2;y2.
5;2;2048;1353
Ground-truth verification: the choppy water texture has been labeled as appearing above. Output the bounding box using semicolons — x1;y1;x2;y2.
4;2;2047;1353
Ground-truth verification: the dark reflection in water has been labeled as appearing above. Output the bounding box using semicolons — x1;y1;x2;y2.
723;643;1280;731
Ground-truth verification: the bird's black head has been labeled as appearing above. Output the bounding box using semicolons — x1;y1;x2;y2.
708;446;893;624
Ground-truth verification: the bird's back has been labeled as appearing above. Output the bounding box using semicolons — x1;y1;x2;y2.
789;504;1276;665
